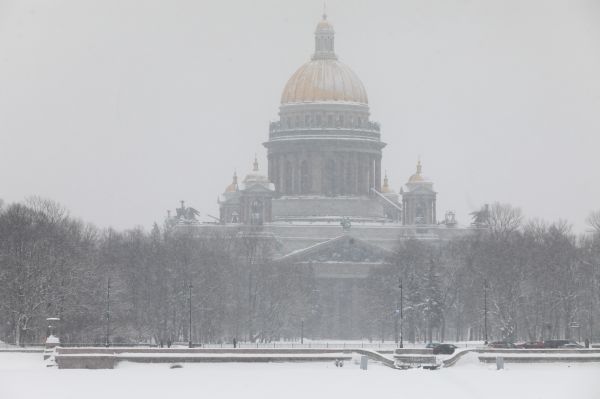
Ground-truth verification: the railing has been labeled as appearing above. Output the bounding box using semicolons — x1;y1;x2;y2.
371;188;402;212
57;343;158;348
269;120;380;133
195;341;482;350
268;130;381;142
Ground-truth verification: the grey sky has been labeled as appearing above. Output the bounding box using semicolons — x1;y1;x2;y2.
1;0;599;231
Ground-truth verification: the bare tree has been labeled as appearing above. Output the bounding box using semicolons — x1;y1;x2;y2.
587;210;600;234
488;202;523;239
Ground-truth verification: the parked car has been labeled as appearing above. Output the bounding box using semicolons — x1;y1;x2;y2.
425;342;441;349
543;340;578;348
432;343;457;355
514;341;544;349
560;342;584;348
487;341;516;348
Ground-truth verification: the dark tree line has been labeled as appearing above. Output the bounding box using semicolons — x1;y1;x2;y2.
0;198;313;345
0;198;599;345
361;203;600;343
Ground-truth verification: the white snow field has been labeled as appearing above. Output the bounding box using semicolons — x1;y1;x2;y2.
1;352;599;399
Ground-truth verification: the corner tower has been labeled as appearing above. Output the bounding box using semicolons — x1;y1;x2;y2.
401;160;437;225
264;15;385;200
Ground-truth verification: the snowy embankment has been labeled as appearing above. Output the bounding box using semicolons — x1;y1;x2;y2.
53;347;396;369
2;352;600;399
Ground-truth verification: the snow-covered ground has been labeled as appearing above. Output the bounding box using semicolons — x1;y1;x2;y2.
1;352;599;399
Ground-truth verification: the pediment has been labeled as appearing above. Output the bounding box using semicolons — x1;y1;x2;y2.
241;183;274;193
276;234;392;264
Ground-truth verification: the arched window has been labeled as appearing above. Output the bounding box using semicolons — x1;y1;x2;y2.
324;159;336;196
251;200;263;225
416;201;426;224
300;160;311;194
284;161;293;194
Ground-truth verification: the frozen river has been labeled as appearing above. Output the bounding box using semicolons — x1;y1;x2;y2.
1;352;599;399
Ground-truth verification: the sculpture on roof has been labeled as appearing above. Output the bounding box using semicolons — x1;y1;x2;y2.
174;200;200;224
470;204;490;227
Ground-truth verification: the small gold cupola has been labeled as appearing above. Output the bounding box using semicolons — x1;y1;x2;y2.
381;171;392;193
408;160;426;183
224;170;238;193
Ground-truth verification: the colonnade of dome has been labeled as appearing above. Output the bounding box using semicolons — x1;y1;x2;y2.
264;15;384;198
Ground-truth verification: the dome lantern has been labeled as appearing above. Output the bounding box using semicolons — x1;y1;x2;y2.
279;15;368;105
313;14;337;60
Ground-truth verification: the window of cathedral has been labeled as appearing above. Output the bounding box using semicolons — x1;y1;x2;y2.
324;159;336;196
327;114;333;127
305;114;310;127
316;114;322;126
284;161;293;194
250;200;263;225
300;160;310;194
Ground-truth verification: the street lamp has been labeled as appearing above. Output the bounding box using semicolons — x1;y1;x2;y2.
188;282;193;348
484;279;488;345
105;277;111;347
398;278;403;348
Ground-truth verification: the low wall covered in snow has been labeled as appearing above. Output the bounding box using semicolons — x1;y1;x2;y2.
54;347;396;369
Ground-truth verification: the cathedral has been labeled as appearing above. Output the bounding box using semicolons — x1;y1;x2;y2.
169;15;475;272
168;15;475;338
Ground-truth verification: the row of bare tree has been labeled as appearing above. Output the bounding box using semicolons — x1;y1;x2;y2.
362;204;600;343
1;199;599;345
0;198;312;345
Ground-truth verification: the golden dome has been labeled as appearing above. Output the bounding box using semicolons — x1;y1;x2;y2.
381;173;392;193
408;174;425;183
224;171;238;193
407;160;429;184
280;15;368;105
281;60;368;104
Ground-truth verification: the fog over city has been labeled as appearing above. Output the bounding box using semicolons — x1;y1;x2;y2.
1;0;599;230
3;3;600;397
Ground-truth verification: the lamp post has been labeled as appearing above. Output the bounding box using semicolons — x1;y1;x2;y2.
394;300;399;345
301;320;304;344
188;282;193;348
399;278;403;348
105;277;111;347
484;279;488;345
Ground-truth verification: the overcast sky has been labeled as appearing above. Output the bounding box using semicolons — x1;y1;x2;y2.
1;0;599;232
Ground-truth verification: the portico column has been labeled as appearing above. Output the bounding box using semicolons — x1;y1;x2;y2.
353;157;359;195
279;155;286;194
375;156;381;192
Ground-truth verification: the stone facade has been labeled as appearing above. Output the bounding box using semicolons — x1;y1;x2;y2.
401;161;437;225
194;16;478;279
